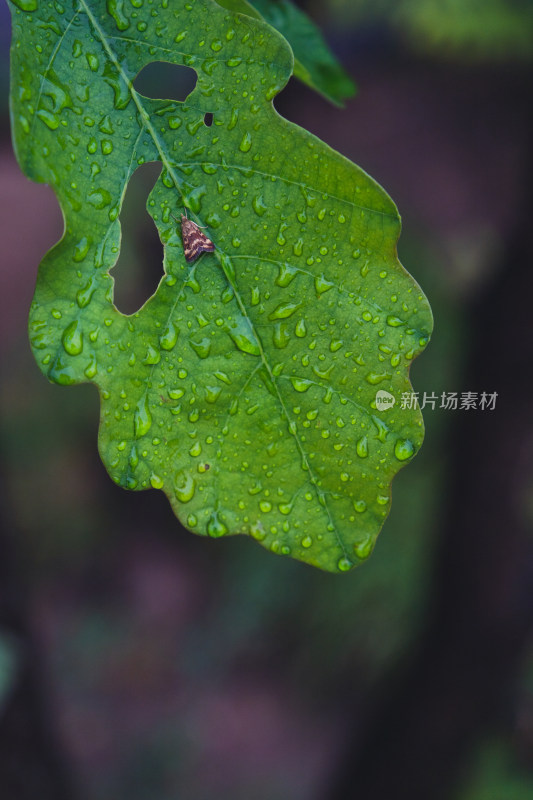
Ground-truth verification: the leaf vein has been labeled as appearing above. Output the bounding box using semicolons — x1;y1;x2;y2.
175;162;398;220
230;254;411;324
26;5;83;172
219;259;351;560
105;34;290;75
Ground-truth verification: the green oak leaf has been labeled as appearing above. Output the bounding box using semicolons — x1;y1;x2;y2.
215;0;356;106
8;0;432;573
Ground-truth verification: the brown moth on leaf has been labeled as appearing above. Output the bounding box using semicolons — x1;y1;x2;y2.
179;212;215;262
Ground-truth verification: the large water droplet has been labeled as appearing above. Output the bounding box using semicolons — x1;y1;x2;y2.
86;53;100;72
11;0;38;10
73;236;91;262
150;473;164;489
387;315;404;327
37;109;59;130
205;385;221;403
295;319;307;338
337;557;353;572
62;319;83;355
269;301;301;320
143;345;160;365
293;238;303;256
394;438;415;461
184;184;207;214
371;415;389;443
354;536;373;560
76;276;97;308
189;440;202;457
102;63;131;109
134;395;152;438
366;372;391;385
160;321;179;350
252;194;267;216
88;188;112;209
227;320;261;355
315;274;334;294
239;131;252;152
48;355;76;385
273;322;290;349
356;436;369;458
190;336;211;359
275;263;298;287
290;377;312;393
174;470;196;503
84;353;97;379
276;222;288;246
106;0;130;30
228;107;239;130
207;511;228;537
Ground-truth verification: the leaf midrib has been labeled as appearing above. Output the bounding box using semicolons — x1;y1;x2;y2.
78;0;351;561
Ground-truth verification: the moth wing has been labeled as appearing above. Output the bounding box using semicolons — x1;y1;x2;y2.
181;219;215;262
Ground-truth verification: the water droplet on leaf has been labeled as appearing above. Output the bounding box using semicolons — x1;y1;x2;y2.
207;511;227;537
62;320;83;355
174;470;196;503
394;438;415;461
134;395;152;438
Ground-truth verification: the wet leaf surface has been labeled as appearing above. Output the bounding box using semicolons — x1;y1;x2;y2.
8;0;432;571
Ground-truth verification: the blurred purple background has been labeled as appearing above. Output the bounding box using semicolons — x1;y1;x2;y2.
1;2;533;799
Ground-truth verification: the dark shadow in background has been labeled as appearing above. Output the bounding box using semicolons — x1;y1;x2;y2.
329;110;533;800
0;480;75;800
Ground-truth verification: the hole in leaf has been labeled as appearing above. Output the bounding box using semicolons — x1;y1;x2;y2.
203;112;213;127
133;62;197;102
112;161;165;315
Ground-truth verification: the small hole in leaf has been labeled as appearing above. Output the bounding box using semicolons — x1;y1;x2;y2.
112;161;165;315
133;62;197;102
203;112;213;127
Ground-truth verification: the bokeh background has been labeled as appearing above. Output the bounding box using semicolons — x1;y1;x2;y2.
1;1;533;798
